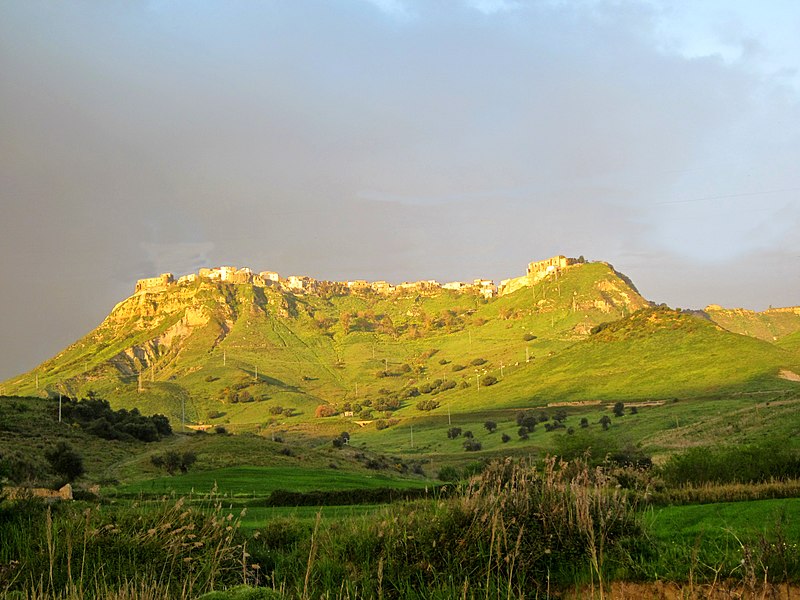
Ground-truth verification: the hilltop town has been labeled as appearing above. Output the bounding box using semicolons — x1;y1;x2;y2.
134;255;585;299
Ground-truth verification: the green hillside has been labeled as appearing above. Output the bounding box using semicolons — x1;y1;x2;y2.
705;305;800;341
3;260;798;446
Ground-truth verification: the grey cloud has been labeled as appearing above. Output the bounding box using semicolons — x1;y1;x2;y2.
1;0;799;379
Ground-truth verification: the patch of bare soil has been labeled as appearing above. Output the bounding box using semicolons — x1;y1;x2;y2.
778;369;800;382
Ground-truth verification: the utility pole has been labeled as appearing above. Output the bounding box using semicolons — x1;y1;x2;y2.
35;374;39;390
500;363;505;378
223;350;226;366
476;372;480;392
410;425;414;448
448;404;451;425
255;365;258;381
58;391;62;423
526;347;530;363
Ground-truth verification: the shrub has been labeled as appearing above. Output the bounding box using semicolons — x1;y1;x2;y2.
516;411;537;432
501;433;511;443
451;364;466;372
463;439;482;452
438;465;460;482
523;333;537;341
613;402;625;417
44;442;84;482
599;415;612;430
315;404;338;418
416;399;440;411
483;421;497;433
470;357;487;366
480;374;498;387
661;441;800;485
447;427;462;439
151;451;197;475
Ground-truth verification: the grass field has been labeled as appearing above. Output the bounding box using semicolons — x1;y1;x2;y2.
113;465;431;497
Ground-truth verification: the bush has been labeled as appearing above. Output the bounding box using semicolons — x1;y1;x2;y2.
480;375;498;387
451;364;466;372
151;451;197;475
483;421;497;433
523;333;537;341
613;402;625;417
315;404;338;418
438;465;461;482
44;442;84;482
416;399;440;411
661;441;800;485
516;411;537;432
447;427;462;439
463;439;482;452
470;357;487;366
501;433;511;443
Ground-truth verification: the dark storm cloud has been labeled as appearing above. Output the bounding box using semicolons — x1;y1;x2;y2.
1;0;799;379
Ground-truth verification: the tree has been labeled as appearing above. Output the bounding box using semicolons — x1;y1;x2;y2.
152;450;196;475
45;442;84;482
483;421;497;433
516;411;537;432
599;415;612;430
447;427;462;439
613;402;625;417
501;433;511;443
580;417;589;428
463;439;482;452
518;427;530;440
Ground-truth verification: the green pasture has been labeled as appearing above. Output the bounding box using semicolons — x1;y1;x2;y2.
114;465;431;497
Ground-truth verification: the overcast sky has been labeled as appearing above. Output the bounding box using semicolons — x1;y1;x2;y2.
2;0;799;380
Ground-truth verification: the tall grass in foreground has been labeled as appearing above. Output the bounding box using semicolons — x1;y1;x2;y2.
5;458;799;599
246;457;646;599
0;493;257;599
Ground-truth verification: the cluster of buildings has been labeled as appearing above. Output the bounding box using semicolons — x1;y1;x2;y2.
134;255;580;299
498;255;578;296
135;267;498;298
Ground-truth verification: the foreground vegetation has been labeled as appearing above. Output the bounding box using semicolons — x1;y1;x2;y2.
3;454;800;599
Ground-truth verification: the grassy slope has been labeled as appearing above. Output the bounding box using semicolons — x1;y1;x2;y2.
0;396;434;491
3;262;799;469
705;306;800;341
